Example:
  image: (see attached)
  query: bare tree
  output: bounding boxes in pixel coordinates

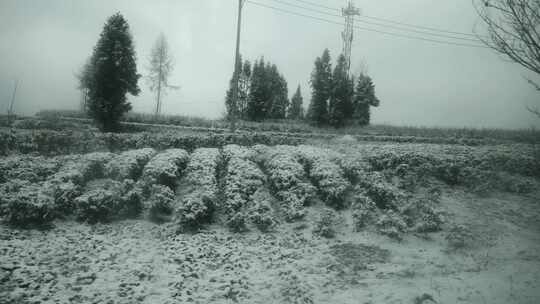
[474,0,540,116]
[7,79,19,127]
[147,33,178,117]
[75,58,93,113]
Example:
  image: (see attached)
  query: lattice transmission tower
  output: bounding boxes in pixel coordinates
[342,1,360,74]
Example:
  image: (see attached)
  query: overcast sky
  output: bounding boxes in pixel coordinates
[0,0,539,129]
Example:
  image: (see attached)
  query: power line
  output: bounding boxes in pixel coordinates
[245,0,489,48]
[288,0,481,38]
[267,0,482,42]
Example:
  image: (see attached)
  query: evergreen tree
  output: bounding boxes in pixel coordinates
[247,58,268,121]
[308,49,332,126]
[353,73,380,126]
[328,54,353,127]
[288,85,304,120]
[238,60,251,119]
[268,64,289,119]
[87,13,140,132]
[225,56,251,120]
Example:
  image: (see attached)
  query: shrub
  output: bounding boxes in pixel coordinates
[146,185,175,222]
[249,189,275,232]
[296,145,350,208]
[223,157,266,231]
[376,210,407,240]
[44,180,82,215]
[222,144,257,162]
[226,211,248,233]
[175,192,214,232]
[175,148,220,232]
[351,192,377,231]
[313,208,337,238]
[400,197,444,233]
[74,179,143,223]
[74,189,118,223]
[264,148,316,220]
[183,148,220,196]
[105,148,156,180]
[140,148,189,191]
[357,172,405,210]
[4,184,57,227]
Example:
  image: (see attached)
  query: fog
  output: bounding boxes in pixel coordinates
[1,0,539,129]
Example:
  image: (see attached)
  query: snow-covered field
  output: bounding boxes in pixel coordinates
[1,141,540,303]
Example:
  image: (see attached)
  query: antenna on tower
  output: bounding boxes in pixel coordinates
[341,1,360,74]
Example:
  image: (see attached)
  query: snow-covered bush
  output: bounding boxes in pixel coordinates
[52,152,114,185]
[175,148,220,231]
[357,172,405,210]
[175,192,214,232]
[43,180,82,215]
[74,179,143,223]
[296,145,350,208]
[400,197,444,233]
[264,147,316,221]
[74,190,118,223]
[183,148,220,197]
[313,208,337,238]
[104,148,156,180]
[3,183,57,227]
[146,185,175,222]
[140,148,189,191]
[337,155,372,183]
[248,188,275,232]
[222,144,257,162]
[376,210,407,240]
[0,155,62,183]
[351,191,377,231]
[223,156,266,231]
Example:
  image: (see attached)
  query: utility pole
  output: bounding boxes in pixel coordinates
[230,0,245,132]
[342,1,360,75]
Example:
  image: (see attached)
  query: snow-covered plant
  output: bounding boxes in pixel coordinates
[74,179,143,223]
[183,148,220,197]
[42,180,82,215]
[223,156,266,231]
[351,191,377,231]
[175,192,214,232]
[264,147,315,221]
[3,183,57,227]
[75,189,118,223]
[313,208,337,238]
[104,148,156,180]
[376,210,407,240]
[175,148,220,231]
[52,152,114,185]
[296,145,350,208]
[222,144,257,162]
[140,148,189,191]
[0,155,62,183]
[337,155,371,183]
[400,197,444,233]
[248,188,275,232]
[357,172,405,210]
[146,185,175,222]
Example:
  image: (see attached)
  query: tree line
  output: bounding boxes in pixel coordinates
[79,13,380,132]
[225,49,380,127]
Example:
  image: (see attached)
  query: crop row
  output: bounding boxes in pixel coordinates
[0,129,304,156]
